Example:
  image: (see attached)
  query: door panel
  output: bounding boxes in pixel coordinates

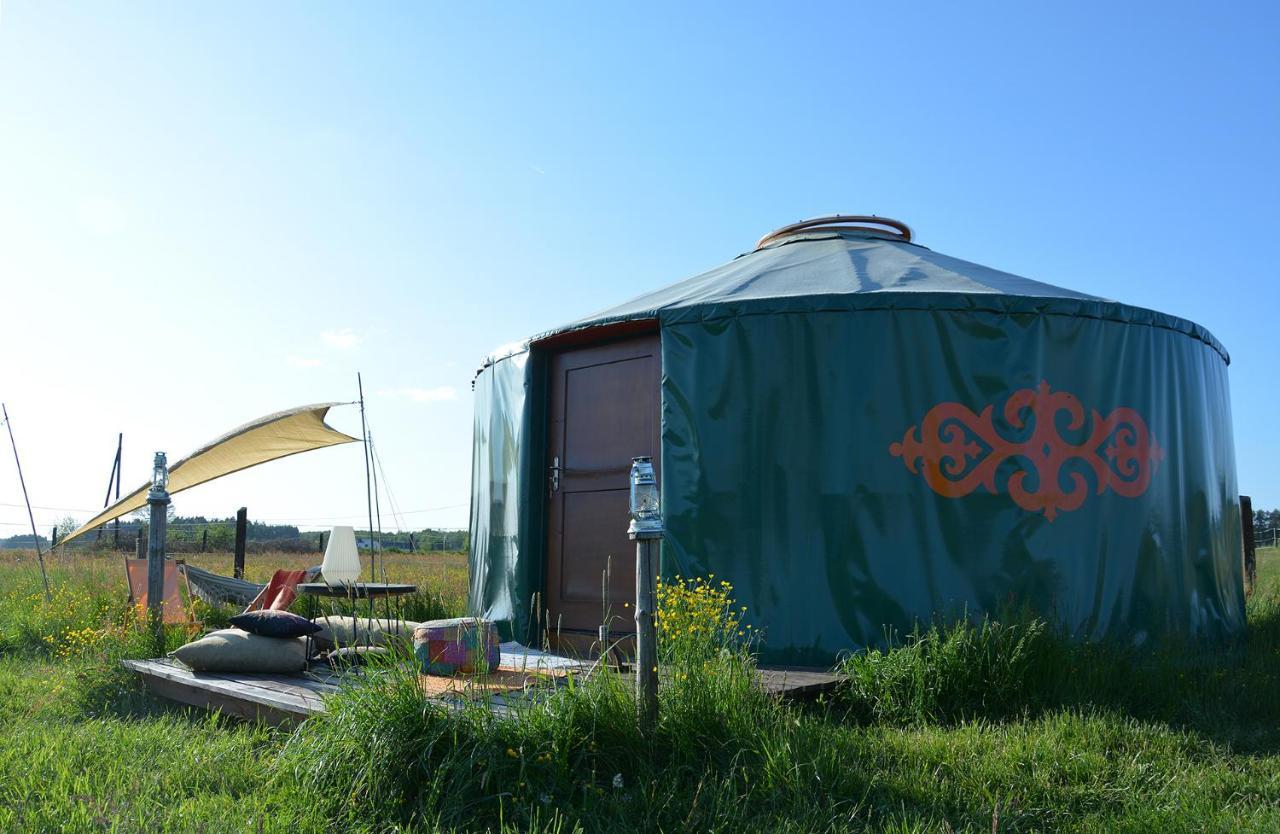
[545,333,660,638]
[561,489,633,601]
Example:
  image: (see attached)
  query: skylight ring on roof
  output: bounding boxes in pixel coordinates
[754,215,913,250]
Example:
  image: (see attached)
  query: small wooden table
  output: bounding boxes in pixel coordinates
[297,583,420,638]
[297,582,418,599]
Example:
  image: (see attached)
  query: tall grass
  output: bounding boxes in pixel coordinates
[837,587,1280,753]
[277,588,798,832]
[2,547,1280,831]
[838,615,1052,725]
[273,559,1280,832]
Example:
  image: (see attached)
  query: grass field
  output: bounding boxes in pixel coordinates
[1,547,1279,832]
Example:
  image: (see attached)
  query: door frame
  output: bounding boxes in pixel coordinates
[534,320,660,645]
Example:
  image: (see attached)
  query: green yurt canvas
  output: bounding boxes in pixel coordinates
[469,217,1243,666]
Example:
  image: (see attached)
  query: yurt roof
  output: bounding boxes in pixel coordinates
[479,219,1227,372]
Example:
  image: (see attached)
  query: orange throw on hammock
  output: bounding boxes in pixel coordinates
[244,569,310,613]
[124,558,191,625]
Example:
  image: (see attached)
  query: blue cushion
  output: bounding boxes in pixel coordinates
[229,609,322,638]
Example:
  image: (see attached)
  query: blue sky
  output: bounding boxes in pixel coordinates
[1,2,1277,536]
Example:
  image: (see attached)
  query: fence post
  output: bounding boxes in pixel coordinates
[1242,495,1256,596]
[201,529,208,553]
[50,526,57,550]
[136,530,146,559]
[234,507,247,579]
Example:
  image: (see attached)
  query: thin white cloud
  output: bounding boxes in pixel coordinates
[321,328,362,349]
[379,386,458,403]
[286,355,322,368]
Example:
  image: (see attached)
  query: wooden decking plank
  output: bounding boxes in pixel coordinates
[127,670,312,727]
[124,660,322,716]
[125,664,318,714]
[140,674,308,726]
[755,668,841,697]
[200,671,340,700]
[202,677,329,708]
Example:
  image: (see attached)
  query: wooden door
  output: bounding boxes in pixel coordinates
[545,333,660,640]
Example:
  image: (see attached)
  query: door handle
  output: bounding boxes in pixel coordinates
[549,456,561,493]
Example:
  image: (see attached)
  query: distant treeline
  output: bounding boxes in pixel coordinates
[1,514,468,553]
[1255,508,1280,533]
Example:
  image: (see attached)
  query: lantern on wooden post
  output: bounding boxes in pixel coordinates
[146,451,170,644]
[628,456,662,731]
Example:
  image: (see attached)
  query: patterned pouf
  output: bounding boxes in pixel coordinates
[413,617,501,675]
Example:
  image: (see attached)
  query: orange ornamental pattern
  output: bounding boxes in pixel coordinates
[889,381,1164,520]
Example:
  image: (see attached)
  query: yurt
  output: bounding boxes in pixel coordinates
[469,216,1243,666]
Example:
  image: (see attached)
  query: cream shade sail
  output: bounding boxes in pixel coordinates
[59,403,358,547]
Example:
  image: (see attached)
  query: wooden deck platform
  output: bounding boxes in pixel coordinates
[125,649,841,726]
[123,659,339,725]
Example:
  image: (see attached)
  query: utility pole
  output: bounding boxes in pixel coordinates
[97,434,122,545]
[113,433,122,548]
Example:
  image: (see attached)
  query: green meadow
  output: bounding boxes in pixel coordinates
[1,547,1278,833]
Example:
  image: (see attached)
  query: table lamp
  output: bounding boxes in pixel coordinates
[321,525,361,586]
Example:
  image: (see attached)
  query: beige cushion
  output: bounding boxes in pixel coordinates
[170,628,307,673]
[310,616,421,647]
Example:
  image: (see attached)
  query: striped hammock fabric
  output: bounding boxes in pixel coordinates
[177,563,264,608]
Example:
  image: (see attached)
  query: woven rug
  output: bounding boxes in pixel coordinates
[418,669,551,699]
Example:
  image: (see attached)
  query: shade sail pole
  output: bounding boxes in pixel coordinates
[2,404,51,599]
[358,373,376,618]
[369,431,388,621]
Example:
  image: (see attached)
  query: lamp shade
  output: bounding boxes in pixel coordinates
[321,525,361,586]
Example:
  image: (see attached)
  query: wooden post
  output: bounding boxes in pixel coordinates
[136,530,146,558]
[1242,495,1256,596]
[233,507,247,579]
[50,526,57,549]
[318,531,325,553]
[634,537,658,731]
[147,488,170,645]
[201,529,208,553]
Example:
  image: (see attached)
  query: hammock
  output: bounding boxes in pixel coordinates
[177,563,264,608]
